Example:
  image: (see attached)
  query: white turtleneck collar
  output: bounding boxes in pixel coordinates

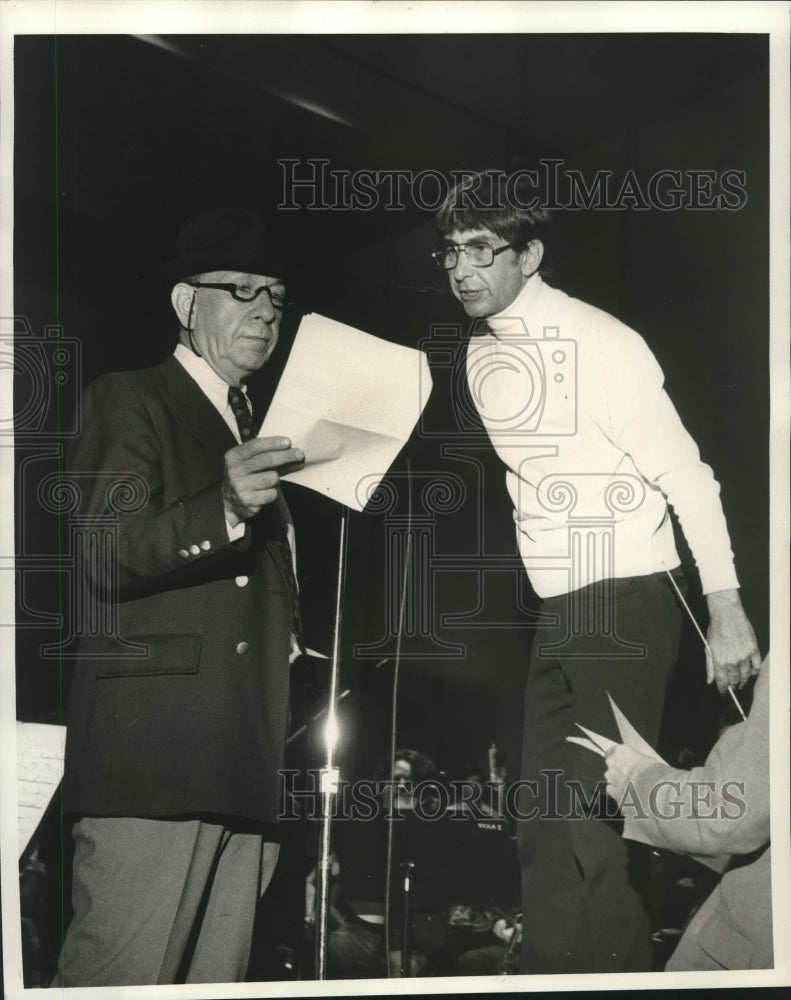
[483,272,544,339]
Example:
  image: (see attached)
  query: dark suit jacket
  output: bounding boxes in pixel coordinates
[62,355,296,825]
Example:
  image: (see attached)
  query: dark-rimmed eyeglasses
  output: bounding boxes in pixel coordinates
[431,241,513,270]
[187,281,291,310]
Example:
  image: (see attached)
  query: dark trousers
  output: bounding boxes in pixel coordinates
[517,571,684,974]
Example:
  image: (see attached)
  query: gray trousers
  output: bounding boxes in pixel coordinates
[52,816,279,986]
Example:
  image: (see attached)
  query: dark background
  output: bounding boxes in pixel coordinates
[14,32,769,793]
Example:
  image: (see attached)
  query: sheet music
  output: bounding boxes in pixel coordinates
[17,722,66,858]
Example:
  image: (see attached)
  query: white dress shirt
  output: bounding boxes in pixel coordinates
[174,342,248,540]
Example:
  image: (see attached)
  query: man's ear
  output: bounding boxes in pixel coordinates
[519,240,544,278]
[171,282,196,330]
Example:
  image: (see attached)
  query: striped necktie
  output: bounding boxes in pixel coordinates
[227,385,305,651]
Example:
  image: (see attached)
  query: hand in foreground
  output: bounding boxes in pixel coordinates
[705,589,762,695]
[223,436,304,526]
[604,744,654,803]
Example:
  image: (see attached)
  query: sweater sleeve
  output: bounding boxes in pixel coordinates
[594,320,738,594]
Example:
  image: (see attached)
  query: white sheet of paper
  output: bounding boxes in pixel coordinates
[566,735,605,757]
[565,698,665,763]
[607,692,665,761]
[17,722,66,858]
[569,723,618,758]
[258,313,432,511]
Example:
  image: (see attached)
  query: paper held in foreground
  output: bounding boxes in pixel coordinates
[567,696,726,872]
[259,313,432,510]
[566,693,665,762]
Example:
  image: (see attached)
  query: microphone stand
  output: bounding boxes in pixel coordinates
[314,508,348,980]
[399,860,415,977]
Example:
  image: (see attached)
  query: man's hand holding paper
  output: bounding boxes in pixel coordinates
[602,744,658,801]
[223,436,305,526]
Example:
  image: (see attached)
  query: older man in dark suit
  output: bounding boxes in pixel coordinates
[53,209,305,986]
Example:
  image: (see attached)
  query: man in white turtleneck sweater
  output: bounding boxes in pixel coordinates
[432,171,761,975]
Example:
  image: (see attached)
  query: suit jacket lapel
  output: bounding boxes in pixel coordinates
[159,355,298,601]
[158,354,238,460]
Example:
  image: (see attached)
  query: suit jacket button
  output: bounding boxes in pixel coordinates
[178,549,190,558]
[236,641,249,655]
[200,539,211,551]
[235,575,249,587]
[189,544,201,555]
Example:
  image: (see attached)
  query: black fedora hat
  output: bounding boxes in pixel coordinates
[160,207,299,285]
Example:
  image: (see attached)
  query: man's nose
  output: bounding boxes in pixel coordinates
[452,249,473,281]
[251,295,277,324]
